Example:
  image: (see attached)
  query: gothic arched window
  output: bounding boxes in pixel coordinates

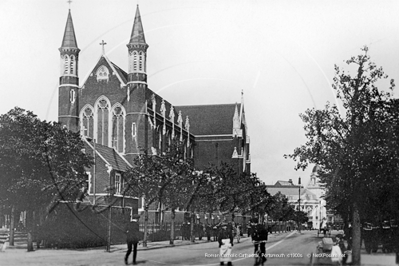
[96,65,109,82]
[111,105,125,153]
[80,106,94,139]
[96,98,110,146]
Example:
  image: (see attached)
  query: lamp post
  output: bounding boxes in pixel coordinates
[298,177,301,233]
[319,200,322,230]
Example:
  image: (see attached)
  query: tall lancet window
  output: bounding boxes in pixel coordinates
[70,55,75,75]
[133,51,138,71]
[139,51,144,71]
[112,105,125,153]
[96,98,110,146]
[64,55,70,74]
[81,106,94,139]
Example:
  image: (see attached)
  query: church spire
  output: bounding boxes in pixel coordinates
[61,9,79,49]
[129,5,147,45]
[127,5,149,85]
[59,8,80,77]
[58,8,80,133]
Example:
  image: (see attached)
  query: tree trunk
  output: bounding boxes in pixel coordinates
[242,214,247,235]
[170,209,175,245]
[352,202,361,265]
[143,205,149,247]
[190,211,195,243]
[26,209,34,252]
[106,207,112,252]
[9,206,15,246]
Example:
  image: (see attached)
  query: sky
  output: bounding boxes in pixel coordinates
[1,0,399,187]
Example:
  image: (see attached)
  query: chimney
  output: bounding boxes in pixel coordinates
[288,179,293,185]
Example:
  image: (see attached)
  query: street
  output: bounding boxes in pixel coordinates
[0,230,325,266]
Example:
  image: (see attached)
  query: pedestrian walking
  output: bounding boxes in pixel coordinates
[331,237,343,265]
[218,222,234,266]
[236,224,241,243]
[251,218,268,266]
[125,214,141,265]
[335,234,347,265]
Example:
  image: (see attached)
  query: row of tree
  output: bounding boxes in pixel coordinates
[286,47,399,265]
[0,107,306,249]
[119,141,306,246]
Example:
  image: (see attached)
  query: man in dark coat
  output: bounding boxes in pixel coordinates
[251,218,268,266]
[125,214,141,265]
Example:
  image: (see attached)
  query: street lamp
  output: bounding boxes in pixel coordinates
[298,177,301,233]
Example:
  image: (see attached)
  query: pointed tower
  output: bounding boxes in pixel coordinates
[58,9,80,133]
[124,5,150,163]
[127,5,149,85]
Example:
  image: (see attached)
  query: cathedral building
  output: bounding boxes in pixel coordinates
[58,6,250,213]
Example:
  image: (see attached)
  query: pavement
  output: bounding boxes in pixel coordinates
[1,230,398,265]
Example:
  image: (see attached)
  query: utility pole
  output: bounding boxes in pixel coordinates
[298,177,301,233]
[93,140,96,205]
[106,168,112,252]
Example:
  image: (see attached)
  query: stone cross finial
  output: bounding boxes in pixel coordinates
[99,40,107,55]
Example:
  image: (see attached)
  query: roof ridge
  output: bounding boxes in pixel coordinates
[176,103,239,107]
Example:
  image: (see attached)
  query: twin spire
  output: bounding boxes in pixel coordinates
[60,5,147,62]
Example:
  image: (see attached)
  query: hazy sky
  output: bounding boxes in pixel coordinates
[1,0,399,186]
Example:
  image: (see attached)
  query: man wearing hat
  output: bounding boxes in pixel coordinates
[218,222,234,266]
[251,218,268,266]
[125,214,141,265]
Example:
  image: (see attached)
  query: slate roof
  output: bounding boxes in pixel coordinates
[266,186,304,197]
[111,62,128,84]
[175,104,240,135]
[275,180,296,186]
[84,140,131,172]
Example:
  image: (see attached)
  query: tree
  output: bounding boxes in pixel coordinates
[285,47,399,265]
[124,141,192,247]
[159,141,195,245]
[267,192,293,222]
[0,107,92,250]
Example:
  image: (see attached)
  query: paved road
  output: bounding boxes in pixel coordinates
[0,230,324,266]
[1,230,396,265]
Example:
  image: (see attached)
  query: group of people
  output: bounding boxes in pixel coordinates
[217,217,268,266]
[123,215,268,266]
[363,220,399,254]
[330,234,349,265]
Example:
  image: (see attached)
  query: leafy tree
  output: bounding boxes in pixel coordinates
[124,141,192,247]
[267,192,293,222]
[159,141,196,244]
[285,47,399,264]
[0,107,92,250]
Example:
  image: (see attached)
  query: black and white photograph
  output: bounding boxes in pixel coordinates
[1,0,399,265]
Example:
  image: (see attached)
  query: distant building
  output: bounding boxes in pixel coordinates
[266,166,328,229]
[58,6,250,216]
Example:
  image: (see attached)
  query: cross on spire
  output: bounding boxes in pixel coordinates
[99,40,107,55]
[67,0,72,9]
